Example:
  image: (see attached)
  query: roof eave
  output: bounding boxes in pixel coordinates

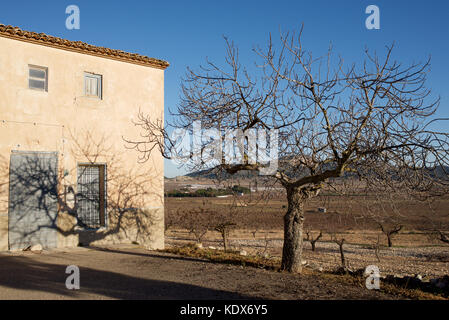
[0,25,169,70]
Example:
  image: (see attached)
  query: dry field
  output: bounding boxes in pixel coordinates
[165,192,449,279]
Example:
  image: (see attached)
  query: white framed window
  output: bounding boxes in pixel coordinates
[28,65,48,91]
[84,72,102,99]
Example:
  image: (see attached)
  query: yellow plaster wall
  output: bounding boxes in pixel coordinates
[0,36,165,251]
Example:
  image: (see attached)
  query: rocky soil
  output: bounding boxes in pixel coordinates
[166,230,449,280]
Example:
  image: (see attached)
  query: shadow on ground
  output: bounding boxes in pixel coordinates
[0,252,255,300]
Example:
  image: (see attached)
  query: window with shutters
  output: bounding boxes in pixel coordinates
[28,65,48,91]
[84,72,102,99]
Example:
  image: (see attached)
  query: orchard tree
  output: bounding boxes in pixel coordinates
[126,27,449,273]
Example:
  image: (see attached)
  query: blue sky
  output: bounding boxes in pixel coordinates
[1,0,448,177]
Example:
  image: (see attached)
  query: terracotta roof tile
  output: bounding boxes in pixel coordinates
[0,24,169,69]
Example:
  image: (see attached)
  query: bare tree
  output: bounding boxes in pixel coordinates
[210,193,239,252]
[373,234,382,262]
[423,199,449,245]
[304,229,322,252]
[378,222,402,248]
[190,202,213,244]
[251,227,259,239]
[330,234,347,270]
[213,222,235,251]
[126,26,449,273]
[174,201,212,244]
[164,208,181,234]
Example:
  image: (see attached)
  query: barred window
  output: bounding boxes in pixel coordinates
[77,164,106,229]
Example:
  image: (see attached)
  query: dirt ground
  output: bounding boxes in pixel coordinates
[165,194,449,232]
[165,192,449,280]
[167,229,449,279]
[0,244,397,300]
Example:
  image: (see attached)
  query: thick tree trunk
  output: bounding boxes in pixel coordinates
[281,187,306,273]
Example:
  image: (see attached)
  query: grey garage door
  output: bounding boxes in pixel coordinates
[8,151,58,250]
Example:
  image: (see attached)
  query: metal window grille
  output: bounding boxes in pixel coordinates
[77,165,106,228]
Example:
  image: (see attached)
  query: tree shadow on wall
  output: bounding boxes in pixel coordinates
[0,130,164,250]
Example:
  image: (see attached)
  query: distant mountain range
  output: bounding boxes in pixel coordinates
[180,164,449,181]
[431,165,449,179]
[186,168,259,180]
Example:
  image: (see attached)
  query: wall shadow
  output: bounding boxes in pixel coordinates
[87,246,214,264]
[0,254,258,300]
[2,130,165,250]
